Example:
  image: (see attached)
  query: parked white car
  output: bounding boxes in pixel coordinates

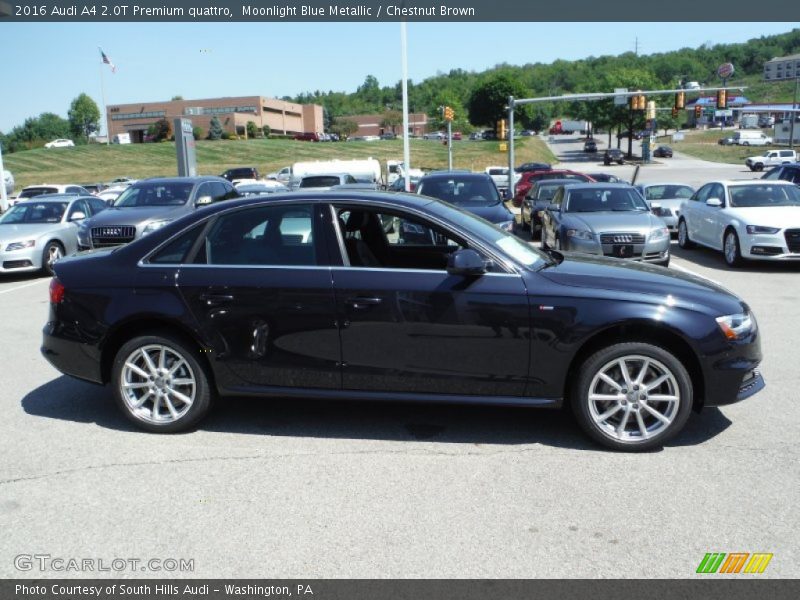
[678,180,800,267]
[44,139,75,148]
[744,149,797,172]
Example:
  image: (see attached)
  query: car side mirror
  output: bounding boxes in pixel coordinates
[195,195,213,206]
[69,211,86,222]
[706,198,723,208]
[447,248,486,277]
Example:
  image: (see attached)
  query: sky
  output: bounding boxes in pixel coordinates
[0,22,798,134]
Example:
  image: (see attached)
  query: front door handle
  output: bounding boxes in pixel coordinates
[346,296,383,309]
[200,292,235,307]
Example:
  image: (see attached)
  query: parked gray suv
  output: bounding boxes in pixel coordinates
[77,177,238,249]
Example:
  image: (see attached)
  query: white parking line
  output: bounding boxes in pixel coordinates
[0,279,48,296]
[670,261,726,287]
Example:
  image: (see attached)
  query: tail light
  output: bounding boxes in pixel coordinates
[49,278,65,304]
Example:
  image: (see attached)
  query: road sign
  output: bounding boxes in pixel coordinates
[614,88,628,106]
[715,109,733,117]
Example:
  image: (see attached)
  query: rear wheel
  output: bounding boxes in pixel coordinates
[571,343,693,451]
[677,219,695,249]
[112,333,213,432]
[723,229,744,268]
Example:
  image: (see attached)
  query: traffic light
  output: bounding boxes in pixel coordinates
[630,93,646,111]
[716,89,728,110]
[497,119,507,140]
[444,106,454,121]
[694,105,702,118]
[674,91,685,110]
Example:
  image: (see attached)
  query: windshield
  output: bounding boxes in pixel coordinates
[0,202,67,224]
[425,200,550,270]
[18,187,58,199]
[418,177,502,207]
[114,182,193,207]
[565,188,649,212]
[643,185,694,200]
[728,184,800,207]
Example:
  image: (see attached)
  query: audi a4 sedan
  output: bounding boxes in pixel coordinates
[541,184,671,266]
[42,192,764,451]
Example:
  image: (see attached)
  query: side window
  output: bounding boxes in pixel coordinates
[199,204,317,266]
[693,184,712,203]
[763,167,783,180]
[87,197,108,215]
[551,188,564,208]
[209,182,230,202]
[194,183,212,204]
[223,183,240,200]
[789,168,800,185]
[711,184,725,205]
[336,207,468,271]
[149,224,205,264]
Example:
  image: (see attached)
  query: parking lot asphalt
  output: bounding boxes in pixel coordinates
[0,161,798,578]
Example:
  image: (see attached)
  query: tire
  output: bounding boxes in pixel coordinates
[742,141,750,146]
[723,228,744,268]
[41,241,64,276]
[677,219,695,249]
[571,342,693,451]
[529,215,537,241]
[754,163,763,172]
[111,333,213,433]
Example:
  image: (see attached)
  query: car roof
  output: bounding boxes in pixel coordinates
[421,170,475,177]
[637,182,694,187]
[14,193,85,202]
[565,183,634,191]
[136,176,224,185]
[533,178,584,186]
[719,179,797,186]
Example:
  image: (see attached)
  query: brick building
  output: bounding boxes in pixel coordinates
[106,96,324,142]
[346,112,431,137]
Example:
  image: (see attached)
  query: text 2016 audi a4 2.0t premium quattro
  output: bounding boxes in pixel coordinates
[42,192,764,451]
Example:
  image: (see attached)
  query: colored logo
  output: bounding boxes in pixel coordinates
[696,552,773,574]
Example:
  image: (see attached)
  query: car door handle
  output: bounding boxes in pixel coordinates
[199,292,235,307]
[346,296,383,309]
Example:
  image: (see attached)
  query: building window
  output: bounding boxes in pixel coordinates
[111,111,166,121]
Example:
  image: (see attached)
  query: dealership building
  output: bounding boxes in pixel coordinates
[347,112,431,137]
[106,96,324,142]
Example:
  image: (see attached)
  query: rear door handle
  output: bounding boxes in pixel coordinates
[200,292,235,307]
[346,296,383,309]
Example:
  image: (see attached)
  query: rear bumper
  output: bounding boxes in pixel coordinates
[41,322,104,384]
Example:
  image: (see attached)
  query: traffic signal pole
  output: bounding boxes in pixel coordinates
[447,120,453,170]
[508,96,515,201]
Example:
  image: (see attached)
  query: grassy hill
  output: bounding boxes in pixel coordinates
[4,137,556,191]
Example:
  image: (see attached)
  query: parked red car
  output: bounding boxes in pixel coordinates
[512,170,595,207]
[294,132,321,142]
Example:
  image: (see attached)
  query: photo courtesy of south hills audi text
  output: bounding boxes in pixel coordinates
[15,583,315,597]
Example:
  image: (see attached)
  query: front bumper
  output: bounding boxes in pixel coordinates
[0,246,41,273]
[741,231,800,261]
[563,235,671,263]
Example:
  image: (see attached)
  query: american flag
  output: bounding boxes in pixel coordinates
[99,47,116,73]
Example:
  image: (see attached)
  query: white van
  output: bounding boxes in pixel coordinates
[734,131,773,146]
[112,133,131,144]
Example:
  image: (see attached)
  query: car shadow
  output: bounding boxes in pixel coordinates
[671,243,800,273]
[0,271,48,285]
[22,375,733,451]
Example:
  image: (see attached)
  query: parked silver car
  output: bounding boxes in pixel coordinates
[634,183,695,233]
[77,177,238,249]
[540,184,671,266]
[0,194,108,275]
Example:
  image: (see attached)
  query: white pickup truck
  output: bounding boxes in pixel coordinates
[744,149,797,172]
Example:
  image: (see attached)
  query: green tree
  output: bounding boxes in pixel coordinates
[467,72,529,128]
[171,95,184,101]
[67,93,101,140]
[246,121,258,138]
[35,112,71,140]
[147,118,172,142]
[379,110,403,134]
[262,124,271,137]
[208,116,223,140]
[330,118,359,140]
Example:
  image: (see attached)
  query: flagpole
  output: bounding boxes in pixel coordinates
[99,51,109,146]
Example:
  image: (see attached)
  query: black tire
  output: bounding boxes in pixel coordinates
[754,163,763,172]
[111,333,213,433]
[41,241,64,276]
[723,228,744,268]
[677,219,695,249]
[530,214,537,241]
[571,342,693,451]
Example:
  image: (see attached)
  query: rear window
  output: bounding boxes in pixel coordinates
[19,187,58,198]
[114,182,194,207]
[300,176,341,188]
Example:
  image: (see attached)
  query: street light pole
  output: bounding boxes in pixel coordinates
[790,75,798,150]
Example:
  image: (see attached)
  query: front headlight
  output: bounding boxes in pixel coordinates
[746,225,780,235]
[5,240,35,251]
[498,221,515,233]
[649,227,669,241]
[142,219,171,235]
[566,229,593,240]
[716,312,756,340]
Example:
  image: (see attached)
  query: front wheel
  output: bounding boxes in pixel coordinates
[677,219,695,249]
[571,343,693,451]
[42,241,64,276]
[111,333,213,432]
[723,229,744,268]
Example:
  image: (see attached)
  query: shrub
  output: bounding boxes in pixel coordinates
[192,126,204,140]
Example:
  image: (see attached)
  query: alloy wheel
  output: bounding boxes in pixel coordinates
[587,355,681,443]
